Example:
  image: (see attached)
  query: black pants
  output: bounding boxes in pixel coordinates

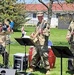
[1,51,9,67]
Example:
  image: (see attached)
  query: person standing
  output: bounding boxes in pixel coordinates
[21,25,26,37]
[29,12,50,75]
[0,21,11,68]
[66,19,74,70]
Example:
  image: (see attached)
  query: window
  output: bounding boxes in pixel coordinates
[33,13,36,18]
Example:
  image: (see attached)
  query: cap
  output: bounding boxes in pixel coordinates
[37,12,44,16]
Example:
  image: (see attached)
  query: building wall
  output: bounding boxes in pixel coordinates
[25,12,48,25]
[25,12,58,28]
[25,12,74,29]
[58,14,74,29]
[50,14,58,28]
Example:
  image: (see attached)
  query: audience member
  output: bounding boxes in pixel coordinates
[21,25,26,37]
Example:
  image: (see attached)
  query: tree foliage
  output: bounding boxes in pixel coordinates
[66,0,74,3]
[0,0,27,30]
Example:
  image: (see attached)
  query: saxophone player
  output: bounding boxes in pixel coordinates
[29,12,50,75]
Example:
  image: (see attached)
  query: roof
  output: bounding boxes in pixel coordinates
[25,4,47,11]
[52,3,74,11]
[25,3,74,12]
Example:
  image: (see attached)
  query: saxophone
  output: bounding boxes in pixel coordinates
[30,32,39,43]
[30,20,46,43]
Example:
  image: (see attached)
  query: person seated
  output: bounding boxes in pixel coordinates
[6,19,14,32]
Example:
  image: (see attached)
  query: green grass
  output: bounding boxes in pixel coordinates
[0,27,73,75]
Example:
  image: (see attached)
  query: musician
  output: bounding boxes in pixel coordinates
[0,22,11,68]
[30,12,50,75]
[66,19,74,70]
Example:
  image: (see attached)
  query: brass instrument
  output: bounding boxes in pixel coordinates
[68,29,74,44]
[30,32,39,43]
[30,20,47,43]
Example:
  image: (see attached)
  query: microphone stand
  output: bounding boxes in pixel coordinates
[7,35,11,68]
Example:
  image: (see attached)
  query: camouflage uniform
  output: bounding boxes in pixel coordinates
[0,34,9,67]
[66,20,74,70]
[31,20,50,71]
[0,22,9,68]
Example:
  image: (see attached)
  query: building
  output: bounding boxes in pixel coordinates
[24,3,74,28]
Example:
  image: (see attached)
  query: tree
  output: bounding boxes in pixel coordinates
[0,0,27,30]
[38,0,53,25]
[66,0,74,3]
[38,0,74,26]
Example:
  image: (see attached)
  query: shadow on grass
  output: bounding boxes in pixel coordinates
[36,67,46,73]
[30,67,46,75]
[66,70,74,75]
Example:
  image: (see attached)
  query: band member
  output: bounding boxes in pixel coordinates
[30,12,50,75]
[0,22,11,68]
[66,19,74,70]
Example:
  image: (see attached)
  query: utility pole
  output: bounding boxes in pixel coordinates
[38,0,53,25]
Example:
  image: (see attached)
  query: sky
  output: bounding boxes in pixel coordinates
[16,0,49,4]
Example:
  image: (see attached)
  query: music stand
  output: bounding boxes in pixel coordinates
[15,38,35,75]
[51,46,74,75]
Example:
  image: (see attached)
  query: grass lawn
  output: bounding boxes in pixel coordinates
[0,27,74,75]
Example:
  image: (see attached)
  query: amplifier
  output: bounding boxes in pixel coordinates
[13,53,29,71]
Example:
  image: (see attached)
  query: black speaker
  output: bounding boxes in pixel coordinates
[0,68,17,75]
[68,60,74,71]
[13,53,29,71]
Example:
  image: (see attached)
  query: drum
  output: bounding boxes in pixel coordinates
[28,46,56,68]
[28,46,34,67]
[48,40,56,68]
[48,48,56,68]
[28,46,40,68]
